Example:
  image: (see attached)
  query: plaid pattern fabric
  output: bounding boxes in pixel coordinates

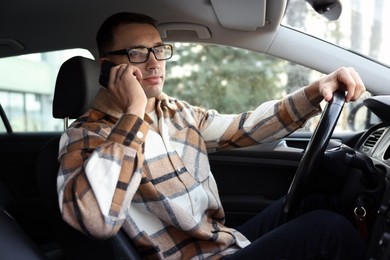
[57,88,320,259]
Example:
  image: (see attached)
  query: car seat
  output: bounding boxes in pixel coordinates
[0,180,47,259]
[36,56,141,260]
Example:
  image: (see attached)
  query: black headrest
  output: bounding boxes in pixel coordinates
[53,56,100,119]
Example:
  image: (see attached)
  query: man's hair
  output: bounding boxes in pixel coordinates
[96,12,158,57]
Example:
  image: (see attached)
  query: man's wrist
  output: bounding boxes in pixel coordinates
[304,83,323,106]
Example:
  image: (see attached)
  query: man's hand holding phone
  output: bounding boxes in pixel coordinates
[99,60,147,117]
[99,60,116,88]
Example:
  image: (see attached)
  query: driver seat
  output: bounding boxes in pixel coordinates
[36,56,141,259]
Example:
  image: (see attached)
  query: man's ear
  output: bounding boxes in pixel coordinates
[99,58,108,66]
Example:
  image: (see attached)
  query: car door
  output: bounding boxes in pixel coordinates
[0,128,59,243]
[209,130,364,227]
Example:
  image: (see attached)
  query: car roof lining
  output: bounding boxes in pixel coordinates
[0,0,286,58]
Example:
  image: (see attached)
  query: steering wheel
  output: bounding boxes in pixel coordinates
[283,90,345,215]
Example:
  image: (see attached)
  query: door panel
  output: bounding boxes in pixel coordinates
[0,132,60,245]
[209,142,301,227]
[209,131,363,227]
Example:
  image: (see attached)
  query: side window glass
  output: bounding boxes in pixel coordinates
[0,49,94,132]
[164,43,370,133]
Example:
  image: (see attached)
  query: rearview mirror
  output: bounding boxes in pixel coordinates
[305,0,342,21]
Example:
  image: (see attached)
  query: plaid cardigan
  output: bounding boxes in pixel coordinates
[57,88,320,259]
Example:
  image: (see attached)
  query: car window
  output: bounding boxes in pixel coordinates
[0,45,370,134]
[283,0,390,67]
[164,43,371,133]
[0,49,94,132]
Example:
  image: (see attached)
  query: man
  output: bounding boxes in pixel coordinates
[57,12,367,259]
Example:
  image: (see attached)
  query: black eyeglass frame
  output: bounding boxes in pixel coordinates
[102,44,173,64]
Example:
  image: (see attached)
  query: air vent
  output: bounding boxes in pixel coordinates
[361,127,385,153]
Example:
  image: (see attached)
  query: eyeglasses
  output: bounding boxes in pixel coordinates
[103,44,173,64]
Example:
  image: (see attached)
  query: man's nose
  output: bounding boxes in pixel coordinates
[146,51,161,70]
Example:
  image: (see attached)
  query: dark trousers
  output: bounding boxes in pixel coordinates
[223,196,366,259]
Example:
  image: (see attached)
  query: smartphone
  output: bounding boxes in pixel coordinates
[99,60,116,88]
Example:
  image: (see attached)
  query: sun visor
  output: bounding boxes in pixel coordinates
[210,0,267,31]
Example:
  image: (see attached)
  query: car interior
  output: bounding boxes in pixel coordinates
[1,0,390,259]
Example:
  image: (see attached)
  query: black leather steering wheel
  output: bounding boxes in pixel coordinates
[283,90,346,215]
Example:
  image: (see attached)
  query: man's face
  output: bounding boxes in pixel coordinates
[108,23,166,99]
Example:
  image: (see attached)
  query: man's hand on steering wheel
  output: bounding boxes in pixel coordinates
[305,67,366,105]
[283,67,367,216]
